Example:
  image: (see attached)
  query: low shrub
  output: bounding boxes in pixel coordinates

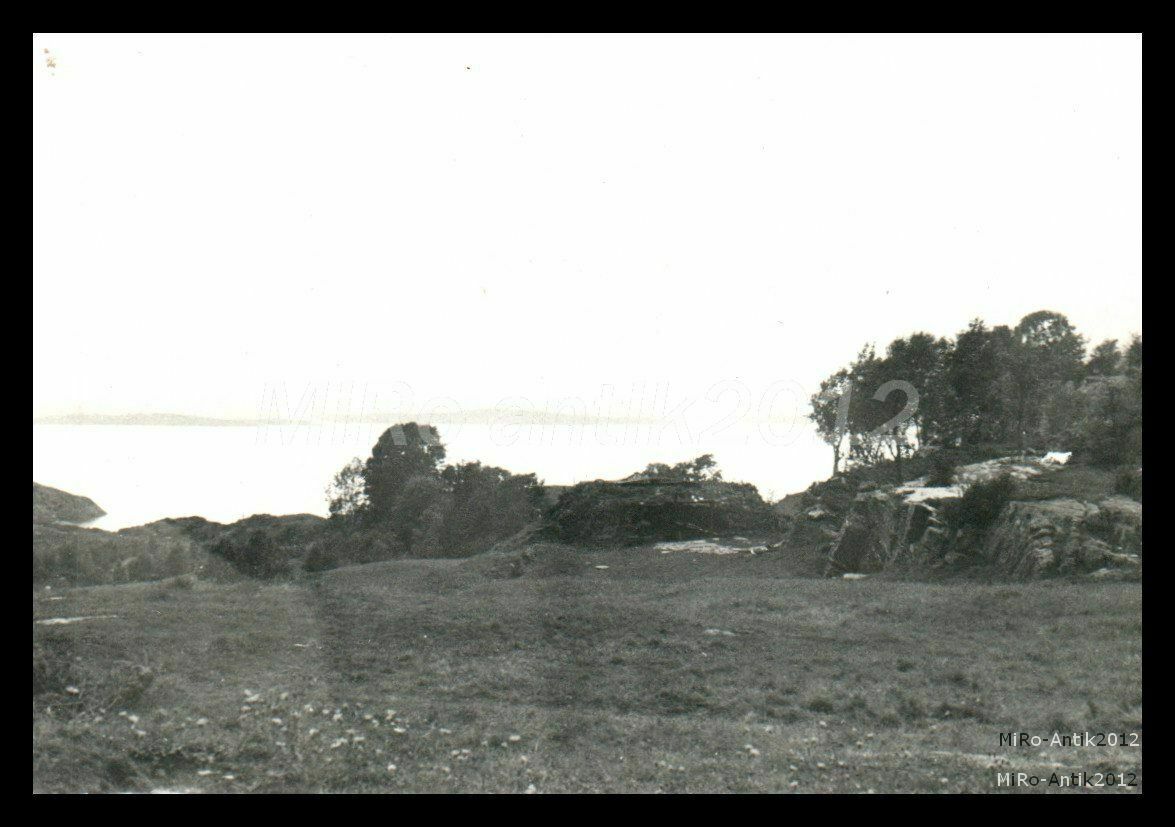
[926,452,956,487]
[212,531,292,579]
[303,540,341,573]
[943,474,1016,538]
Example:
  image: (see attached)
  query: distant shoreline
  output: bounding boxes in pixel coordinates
[34,414,268,427]
[32,410,710,428]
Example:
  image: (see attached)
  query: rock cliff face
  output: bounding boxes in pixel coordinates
[824,491,948,576]
[980,496,1141,578]
[821,457,1142,580]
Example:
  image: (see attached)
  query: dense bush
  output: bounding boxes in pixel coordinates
[925,452,956,487]
[325,424,545,561]
[212,531,292,579]
[1073,376,1142,466]
[169,511,427,579]
[942,474,1016,538]
[438,461,545,556]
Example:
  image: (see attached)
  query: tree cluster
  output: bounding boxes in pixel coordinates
[325,423,545,560]
[810,310,1141,475]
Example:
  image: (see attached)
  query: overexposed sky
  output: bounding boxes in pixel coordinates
[34,34,1142,426]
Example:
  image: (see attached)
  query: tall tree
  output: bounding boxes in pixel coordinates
[1007,311,1086,449]
[326,457,368,518]
[810,367,852,476]
[1085,339,1122,377]
[363,423,447,521]
[943,320,1014,446]
[883,332,950,446]
[1124,334,1142,379]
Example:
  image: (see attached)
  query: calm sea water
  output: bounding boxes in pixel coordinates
[32,422,830,530]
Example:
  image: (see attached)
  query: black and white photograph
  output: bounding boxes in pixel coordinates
[32,33,1143,794]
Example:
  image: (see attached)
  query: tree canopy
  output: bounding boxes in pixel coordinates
[809,311,1139,474]
[326,423,544,558]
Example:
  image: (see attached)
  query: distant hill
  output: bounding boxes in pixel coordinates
[33,482,106,525]
[34,413,262,426]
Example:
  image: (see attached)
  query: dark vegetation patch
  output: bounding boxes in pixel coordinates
[941,474,1016,538]
[1115,467,1142,502]
[543,480,776,546]
[33,522,239,587]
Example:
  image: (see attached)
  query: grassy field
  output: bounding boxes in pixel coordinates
[32,546,1142,793]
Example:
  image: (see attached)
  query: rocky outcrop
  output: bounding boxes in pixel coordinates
[980,496,1141,578]
[825,491,951,576]
[33,482,106,525]
[823,458,1142,580]
[544,476,776,545]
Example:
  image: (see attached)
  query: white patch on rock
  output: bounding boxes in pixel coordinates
[656,539,766,555]
[895,453,1071,504]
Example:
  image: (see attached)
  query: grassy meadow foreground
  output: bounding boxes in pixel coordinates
[33,547,1141,793]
